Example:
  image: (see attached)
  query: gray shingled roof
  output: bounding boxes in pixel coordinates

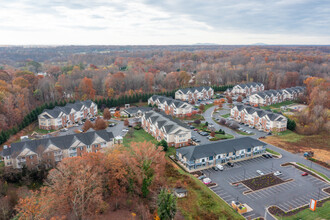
[41,100,95,118]
[237,82,263,89]
[123,107,152,114]
[150,95,191,109]
[144,111,189,134]
[176,86,212,94]
[2,130,114,157]
[235,104,285,122]
[177,137,266,161]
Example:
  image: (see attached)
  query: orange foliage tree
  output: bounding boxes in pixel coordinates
[83,119,94,131]
[103,108,111,120]
[94,117,107,130]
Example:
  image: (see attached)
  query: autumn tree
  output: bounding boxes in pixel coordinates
[199,104,205,112]
[210,131,215,137]
[114,111,121,118]
[226,96,233,104]
[78,77,96,100]
[103,108,111,120]
[94,117,107,130]
[83,119,94,132]
[124,119,129,126]
[237,96,243,102]
[157,188,177,220]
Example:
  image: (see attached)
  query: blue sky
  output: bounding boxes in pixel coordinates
[0,0,329,45]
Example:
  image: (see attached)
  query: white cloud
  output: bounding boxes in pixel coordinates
[0,0,329,45]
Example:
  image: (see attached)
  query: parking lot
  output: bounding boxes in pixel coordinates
[200,156,330,219]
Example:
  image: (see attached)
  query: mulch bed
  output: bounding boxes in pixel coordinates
[308,158,330,169]
[207,182,217,187]
[281,162,326,182]
[241,173,285,191]
[324,187,330,194]
[191,171,203,176]
[269,196,330,217]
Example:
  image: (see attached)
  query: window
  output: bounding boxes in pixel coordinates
[247,148,251,152]
[201,159,205,163]
[226,153,229,157]
[29,156,33,159]
[87,145,90,149]
[233,152,236,156]
[209,156,213,160]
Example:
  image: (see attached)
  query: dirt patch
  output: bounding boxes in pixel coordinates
[240,174,285,191]
[263,132,330,164]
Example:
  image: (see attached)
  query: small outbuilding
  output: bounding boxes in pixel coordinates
[173,187,188,198]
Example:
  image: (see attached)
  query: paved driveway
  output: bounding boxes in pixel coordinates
[203,156,330,220]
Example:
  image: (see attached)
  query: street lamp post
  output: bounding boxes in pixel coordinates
[318,188,321,200]
[244,168,246,180]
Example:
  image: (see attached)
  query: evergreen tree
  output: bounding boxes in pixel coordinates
[157,188,177,220]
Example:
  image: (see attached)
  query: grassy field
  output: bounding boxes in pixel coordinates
[263,130,330,163]
[165,160,244,220]
[34,128,56,134]
[221,113,230,118]
[123,129,158,147]
[266,148,281,156]
[260,101,295,111]
[279,201,330,220]
[296,163,330,182]
[214,133,234,140]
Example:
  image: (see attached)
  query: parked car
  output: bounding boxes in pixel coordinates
[266,154,273,158]
[267,132,272,135]
[78,122,83,125]
[227,162,234,167]
[212,166,219,171]
[301,172,309,176]
[256,170,264,175]
[203,178,212,185]
[73,124,79,127]
[60,128,68,132]
[274,171,282,176]
[198,175,206,180]
[216,164,224,171]
[90,118,95,121]
[190,126,195,129]
[259,136,266,139]
[195,139,201,143]
[262,154,269,158]
[122,128,129,132]
[194,128,198,131]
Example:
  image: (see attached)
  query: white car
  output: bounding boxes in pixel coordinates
[274,171,282,176]
[216,164,224,171]
[256,170,264,175]
[203,177,212,185]
[122,128,129,132]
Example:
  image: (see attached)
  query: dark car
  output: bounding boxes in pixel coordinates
[262,154,269,158]
[190,126,195,129]
[212,166,219,171]
[267,154,273,158]
[195,139,201,143]
[227,162,234,167]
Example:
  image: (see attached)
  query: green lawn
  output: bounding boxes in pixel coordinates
[34,128,56,134]
[266,148,281,156]
[165,146,176,157]
[260,101,294,111]
[214,133,234,139]
[280,201,330,220]
[296,163,330,182]
[123,129,158,147]
[166,160,244,220]
[274,130,304,143]
[221,113,230,118]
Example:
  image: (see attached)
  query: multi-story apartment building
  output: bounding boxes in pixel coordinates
[175,87,214,103]
[249,86,305,106]
[148,95,194,117]
[226,82,264,96]
[231,104,287,132]
[2,130,114,169]
[141,111,191,148]
[176,137,266,172]
[38,100,98,130]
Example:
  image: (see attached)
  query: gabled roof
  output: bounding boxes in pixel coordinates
[149,95,192,109]
[41,100,96,119]
[177,137,266,161]
[123,107,152,114]
[233,104,286,121]
[176,86,212,94]
[236,82,263,89]
[143,111,189,134]
[2,130,114,157]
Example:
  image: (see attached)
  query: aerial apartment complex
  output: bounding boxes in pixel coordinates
[226,82,264,96]
[148,95,194,117]
[38,100,98,130]
[175,86,214,103]
[248,86,305,106]
[141,111,191,148]
[2,130,114,169]
[176,137,267,172]
[231,104,287,132]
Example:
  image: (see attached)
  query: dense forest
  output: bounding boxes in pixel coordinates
[0,45,329,134]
